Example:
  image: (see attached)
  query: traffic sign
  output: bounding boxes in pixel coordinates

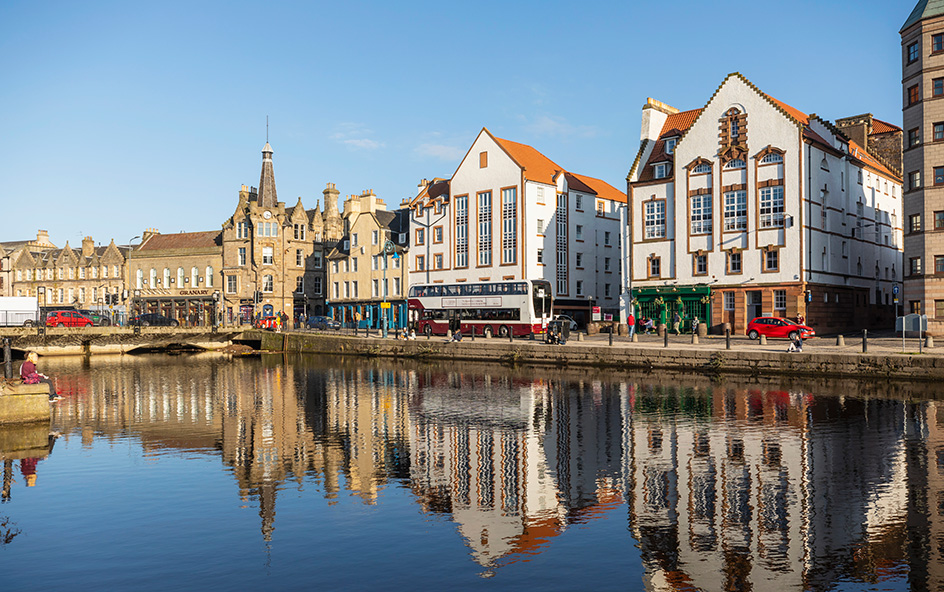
[893,284,900,295]
[381,302,391,309]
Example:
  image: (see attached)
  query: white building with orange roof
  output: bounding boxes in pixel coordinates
[407,128,626,326]
[626,73,903,336]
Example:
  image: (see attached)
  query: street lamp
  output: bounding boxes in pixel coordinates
[382,239,394,338]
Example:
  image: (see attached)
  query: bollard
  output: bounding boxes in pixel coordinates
[759,335,767,346]
[836,335,845,347]
[577,332,584,342]
[471,328,475,341]
[632,334,638,343]
[446,329,452,340]
[609,330,613,346]
[3,338,11,379]
[927,335,935,349]
[862,329,868,353]
[664,329,669,348]
[725,328,731,350]
[692,333,699,345]
[509,329,514,343]
[530,331,535,341]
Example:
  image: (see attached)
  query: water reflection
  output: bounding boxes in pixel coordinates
[31,354,944,589]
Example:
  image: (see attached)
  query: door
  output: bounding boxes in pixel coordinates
[748,291,763,321]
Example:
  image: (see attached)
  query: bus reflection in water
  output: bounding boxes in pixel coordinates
[408,280,552,339]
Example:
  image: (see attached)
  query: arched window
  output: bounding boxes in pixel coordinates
[692,163,711,174]
[191,267,199,286]
[760,153,783,164]
[163,268,171,286]
[149,268,157,287]
[177,267,185,286]
[723,159,746,169]
[205,266,214,287]
[136,269,143,289]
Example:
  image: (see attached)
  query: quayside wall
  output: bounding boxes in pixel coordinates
[252,332,944,382]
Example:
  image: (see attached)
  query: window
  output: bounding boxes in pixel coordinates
[537,248,544,264]
[764,250,779,271]
[936,167,944,186]
[911,257,923,275]
[238,247,246,266]
[936,123,944,141]
[415,228,425,245]
[774,290,786,311]
[909,170,921,190]
[724,292,735,311]
[576,280,584,296]
[191,267,199,285]
[78,267,85,279]
[351,257,358,272]
[723,159,745,169]
[501,187,517,264]
[434,226,443,243]
[759,185,784,228]
[691,194,712,234]
[313,277,322,295]
[644,201,666,239]
[237,221,249,239]
[908,42,919,63]
[694,254,707,275]
[575,194,583,210]
[343,281,349,298]
[294,224,306,240]
[654,163,668,179]
[604,284,611,298]
[936,211,944,229]
[333,282,339,299]
[372,230,379,245]
[372,279,379,297]
[295,276,304,293]
[908,84,920,105]
[477,191,493,266]
[479,151,487,168]
[936,256,944,274]
[724,190,747,231]
[576,253,583,267]
[604,231,611,246]
[693,163,711,174]
[352,281,358,298]
[935,78,944,97]
[226,276,237,294]
[728,252,742,274]
[135,269,143,289]
[177,267,184,286]
[934,33,944,52]
[263,274,273,292]
[296,249,304,267]
[434,254,443,269]
[394,277,401,296]
[841,241,848,258]
[937,300,944,318]
[205,266,213,287]
[665,138,677,154]
[262,246,274,265]
[909,128,920,148]
[351,233,358,247]
[760,153,783,164]
[597,200,606,215]
[416,255,425,271]
[456,194,468,268]
[313,252,322,269]
[648,257,661,278]
[911,214,923,233]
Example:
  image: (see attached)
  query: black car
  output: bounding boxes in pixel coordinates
[306,315,341,330]
[129,313,179,327]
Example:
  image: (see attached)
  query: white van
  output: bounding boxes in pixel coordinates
[0,296,40,327]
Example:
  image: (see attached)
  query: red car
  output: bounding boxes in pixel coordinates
[746,317,815,340]
[46,310,94,328]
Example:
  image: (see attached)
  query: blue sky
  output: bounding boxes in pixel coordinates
[0,0,911,247]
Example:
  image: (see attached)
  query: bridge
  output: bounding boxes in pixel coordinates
[0,326,245,356]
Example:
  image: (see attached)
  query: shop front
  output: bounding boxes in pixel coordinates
[136,289,221,327]
[631,285,712,333]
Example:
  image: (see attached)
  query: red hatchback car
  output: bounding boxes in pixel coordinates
[46,310,94,328]
[746,317,815,340]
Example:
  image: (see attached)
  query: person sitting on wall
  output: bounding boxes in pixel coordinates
[787,333,803,353]
[452,329,463,342]
[20,352,62,402]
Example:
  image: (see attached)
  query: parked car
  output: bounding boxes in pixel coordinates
[78,309,112,326]
[746,317,815,341]
[45,310,94,328]
[254,316,278,331]
[554,315,578,331]
[306,315,341,330]
[129,313,179,327]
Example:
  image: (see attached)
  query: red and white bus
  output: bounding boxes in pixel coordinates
[408,279,553,338]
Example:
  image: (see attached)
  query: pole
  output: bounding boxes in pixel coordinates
[725,328,731,350]
[3,338,11,379]
[862,329,868,353]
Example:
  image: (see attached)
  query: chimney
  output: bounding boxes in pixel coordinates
[36,230,51,246]
[834,114,871,151]
[640,98,677,142]
[142,228,159,243]
[82,236,95,257]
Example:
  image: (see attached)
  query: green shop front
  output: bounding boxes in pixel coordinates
[631,286,712,332]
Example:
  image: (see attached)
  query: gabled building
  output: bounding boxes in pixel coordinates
[409,128,626,325]
[627,73,903,335]
[324,189,409,330]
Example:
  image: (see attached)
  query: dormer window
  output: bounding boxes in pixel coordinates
[665,138,677,155]
[723,159,745,170]
[654,163,668,179]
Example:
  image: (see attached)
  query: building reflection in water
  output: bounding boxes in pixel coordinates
[41,354,944,589]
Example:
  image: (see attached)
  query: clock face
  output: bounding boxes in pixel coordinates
[262,211,272,220]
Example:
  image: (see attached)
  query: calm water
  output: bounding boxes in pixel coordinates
[1,353,942,591]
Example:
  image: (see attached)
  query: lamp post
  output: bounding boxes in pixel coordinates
[382,239,394,338]
[133,288,141,334]
[37,286,45,336]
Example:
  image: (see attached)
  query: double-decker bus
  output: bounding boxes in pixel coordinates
[408,279,552,338]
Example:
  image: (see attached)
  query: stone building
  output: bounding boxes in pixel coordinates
[324,189,410,330]
[219,143,330,325]
[901,1,944,333]
[627,73,902,335]
[4,230,129,314]
[127,229,223,326]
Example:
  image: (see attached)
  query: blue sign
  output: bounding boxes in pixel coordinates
[893,284,899,295]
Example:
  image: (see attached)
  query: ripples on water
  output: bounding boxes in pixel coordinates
[0,353,941,590]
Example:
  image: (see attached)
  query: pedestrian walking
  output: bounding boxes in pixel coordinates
[627,311,636,339]
[672,311,681,335]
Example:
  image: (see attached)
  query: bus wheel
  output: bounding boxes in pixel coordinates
[483,326,493,339]
[423,324,432,337]
[498,325,510,338]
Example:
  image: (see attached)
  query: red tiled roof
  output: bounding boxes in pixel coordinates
[567,172,626,203]
[139,231,221,251]
[849,139,899,180]
[492,135,564,185]
[659,109,701,136]
[871,118,901,135]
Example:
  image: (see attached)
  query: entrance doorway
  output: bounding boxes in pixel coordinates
[747,291,763,321]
